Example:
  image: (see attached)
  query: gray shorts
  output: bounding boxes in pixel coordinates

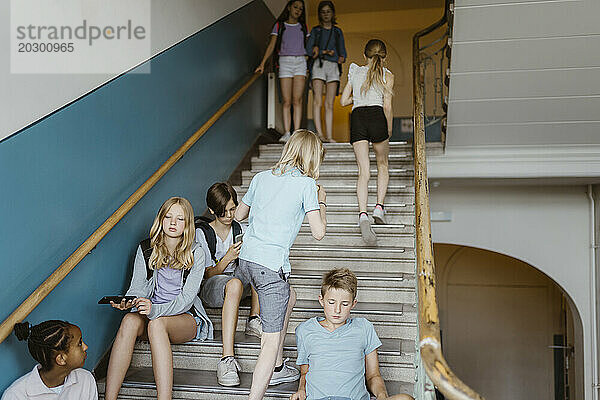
[235,259,290,333]
[311,59,340,83]
[200,272,251,308]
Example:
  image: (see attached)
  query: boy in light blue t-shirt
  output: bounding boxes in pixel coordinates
[292,268,414,400]
[234,130,328,400]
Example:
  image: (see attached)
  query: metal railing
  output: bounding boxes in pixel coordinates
[0,73,261,344]
[412,1,485,399]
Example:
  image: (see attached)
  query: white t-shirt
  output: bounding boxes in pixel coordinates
[347,62,391,110]
[216,227,235,274]
[1,365,98,400]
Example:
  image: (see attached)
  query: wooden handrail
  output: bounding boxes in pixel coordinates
[412,3,486,400]
[0,72,262,344]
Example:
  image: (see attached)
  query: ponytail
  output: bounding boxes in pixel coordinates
[361,39,392,97]
[14,320,72,371]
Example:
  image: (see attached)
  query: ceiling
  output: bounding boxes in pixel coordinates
[306,0,444,14]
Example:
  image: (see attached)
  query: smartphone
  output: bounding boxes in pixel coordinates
[234,233,244,243]
[98,295,136,305]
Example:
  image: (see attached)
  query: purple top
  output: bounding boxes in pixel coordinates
[271,22,307,56]
[151,266,183,304]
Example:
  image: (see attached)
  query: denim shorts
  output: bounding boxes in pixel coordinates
[199,272,251,308]
[235,259,290,333]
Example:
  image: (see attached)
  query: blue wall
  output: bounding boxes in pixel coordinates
[0,1,273,391]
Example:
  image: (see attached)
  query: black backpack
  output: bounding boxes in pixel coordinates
[139,239,192,281]
[194,216,242,265]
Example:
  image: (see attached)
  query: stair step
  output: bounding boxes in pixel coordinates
[300,222,414,234]
[206,299,417,339]
[235,184,414,196]
[289,255,415,274]
[290,270,415,304]
[251,155,414,170]
[244,168,413,179]
[290,245,415,260]
[259,141,411,154]
[97,368,415,400]
[242,174,413,187]
[130,333,415,379]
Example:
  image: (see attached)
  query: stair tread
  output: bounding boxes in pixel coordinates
[156,331,412,356]
[291,269,409,281]
[99,367,414,397]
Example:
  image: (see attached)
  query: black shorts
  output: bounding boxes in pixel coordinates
[350,106,388,144]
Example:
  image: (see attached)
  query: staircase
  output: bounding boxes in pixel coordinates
[97,141,418,399]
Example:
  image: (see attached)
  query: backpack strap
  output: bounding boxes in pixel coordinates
[194,216,218,263]
[139,238,153,280]
[232,220,242,240]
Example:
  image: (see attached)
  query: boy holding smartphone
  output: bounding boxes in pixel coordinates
[196,182,262,387]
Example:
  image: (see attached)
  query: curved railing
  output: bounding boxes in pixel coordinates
[0,72,261,344]
[412,1,485,399]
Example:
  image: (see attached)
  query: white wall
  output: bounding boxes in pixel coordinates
[429,183,593,399]
[0,0,285,141]
[447,0,600,147]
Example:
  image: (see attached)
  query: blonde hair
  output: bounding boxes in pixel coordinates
[361,39,392,97]
[272,129,325,179]
[148,197,195,271]
[321,268,358,300]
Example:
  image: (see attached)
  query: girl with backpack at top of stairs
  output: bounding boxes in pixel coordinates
[104,197,212,400]
[194,182,263,387]
[306,1,347,143]
[340,39,395,246]
[255,1,309,143]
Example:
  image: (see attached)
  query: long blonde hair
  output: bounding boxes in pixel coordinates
[272,129,325,179]
[361,39,392,97]
[148,197,195,270]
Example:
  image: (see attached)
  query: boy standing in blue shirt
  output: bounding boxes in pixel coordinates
[292,268,414,400]
[234,130,328,400]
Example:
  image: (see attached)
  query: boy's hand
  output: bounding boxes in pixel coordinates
[312,47,319,58]
[338,56,345,64]
[290,390,306,400]
[135,297,152,315]
[223,241,242,263]
[317,184,327,203]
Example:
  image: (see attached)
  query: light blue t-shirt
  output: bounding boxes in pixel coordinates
[295,317,382,400]
[240,168,319,273]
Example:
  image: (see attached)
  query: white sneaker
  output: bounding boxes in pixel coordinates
[279,132,291,143]
[217,356,241,386]
[244,316,263,338]
[359,215,377,246]
[373,205,387,225]
[269,358,300,385]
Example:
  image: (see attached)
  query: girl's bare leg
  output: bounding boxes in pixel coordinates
[105,313,148,400]
[147,314,197,400]
[280,77,293,133]
[292,75,306,131]
[222,278,244,357]
[312,79,325,137]
[372,139,390,205]
[324,81,338,141]
[352,140,371,213]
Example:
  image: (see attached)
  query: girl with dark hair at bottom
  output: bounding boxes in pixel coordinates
[255,0,309,143]
[340,39,394,246]
[2,320,98,399]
